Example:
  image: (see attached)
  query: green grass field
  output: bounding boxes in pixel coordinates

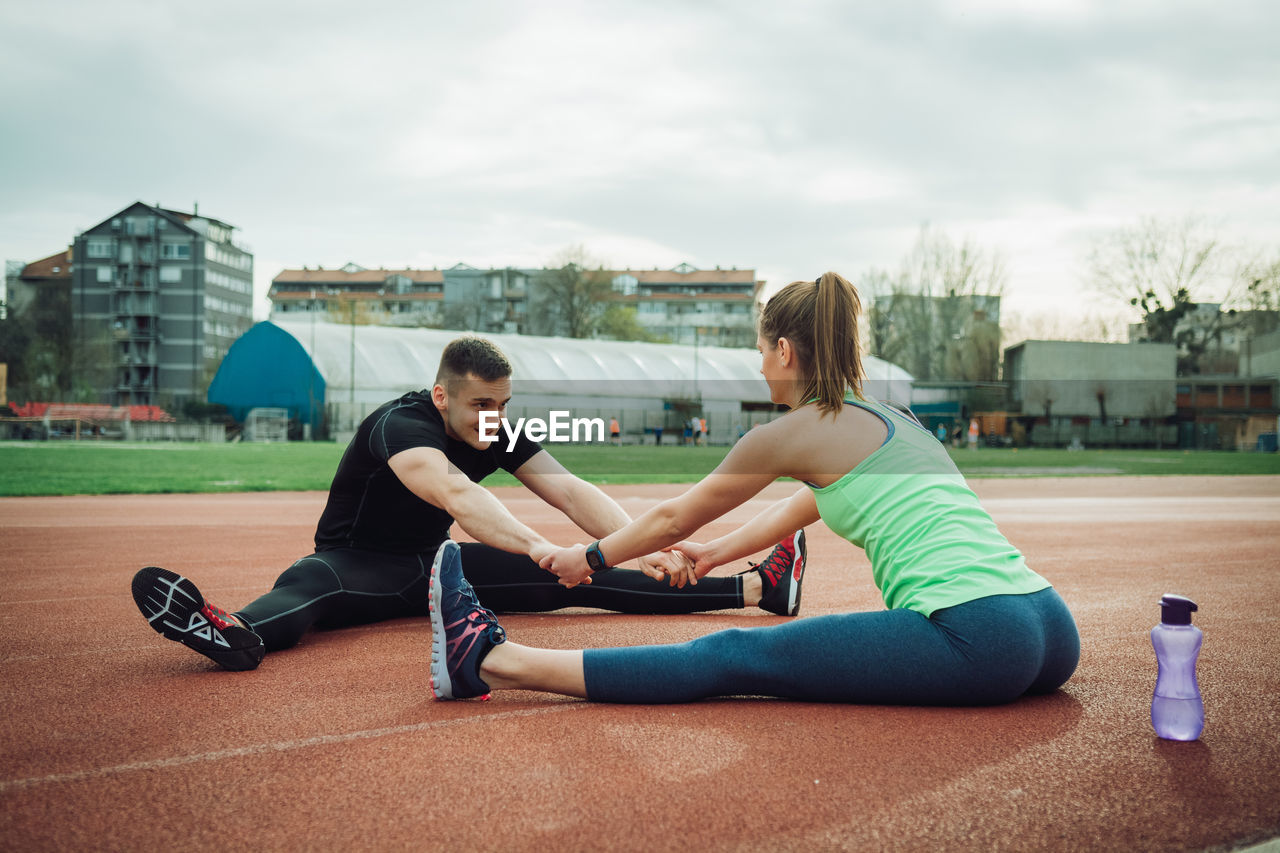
[1,440,1278,497]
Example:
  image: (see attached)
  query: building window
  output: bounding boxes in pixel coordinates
[87,239,114,258]
[125,217,155,236]
[161,243,191,260]
[96,266,114,283]
[160,266,182,283]
[612,274,638,296]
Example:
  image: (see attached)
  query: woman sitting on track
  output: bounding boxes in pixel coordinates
[429,271,1080,705]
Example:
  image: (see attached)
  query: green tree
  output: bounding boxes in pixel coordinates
[0,299,35,400]
[0,280,77,402]
[597,304,662,343]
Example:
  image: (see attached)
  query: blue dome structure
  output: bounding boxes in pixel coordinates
[207,321,326,434]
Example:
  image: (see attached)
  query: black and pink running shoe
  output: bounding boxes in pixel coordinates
[132,566,265,671]
[429,540,506,700]
[750,529,806,617]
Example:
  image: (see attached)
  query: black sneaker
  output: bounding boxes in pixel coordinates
[429,540,507,700]
[132,566,265,671]
[749,529,806,617]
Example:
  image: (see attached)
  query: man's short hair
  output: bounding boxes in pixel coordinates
[435,337,512,390]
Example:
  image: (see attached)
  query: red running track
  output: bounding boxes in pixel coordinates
[1,476,1278,851]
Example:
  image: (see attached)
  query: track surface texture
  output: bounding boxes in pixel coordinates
[2,476,1278,851]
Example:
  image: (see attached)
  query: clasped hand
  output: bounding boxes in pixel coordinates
[538,544,703,589]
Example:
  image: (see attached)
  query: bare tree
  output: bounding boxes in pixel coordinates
[865,226,1006,381]
[526,246,614,339]
[1000,309,1128,345]
[324,292,381,327]
[1086,216,1246,375]
[1235,251,1280,335]
[1025,380,1055,421]
[1088,216,1225,307]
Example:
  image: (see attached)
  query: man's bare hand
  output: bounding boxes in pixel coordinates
[638,550,697,587]
[538,544,594,588]
[665,540,720,582]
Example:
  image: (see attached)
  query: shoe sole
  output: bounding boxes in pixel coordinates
[132,566,264,671]
[428,544,454,699]
[787,530,806,617]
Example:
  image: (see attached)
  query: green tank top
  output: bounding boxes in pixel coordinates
[809,398,1050,616]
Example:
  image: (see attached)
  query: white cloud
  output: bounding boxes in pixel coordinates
[2,0,1278,334]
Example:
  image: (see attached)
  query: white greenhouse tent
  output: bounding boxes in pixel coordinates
[217,320,913,443]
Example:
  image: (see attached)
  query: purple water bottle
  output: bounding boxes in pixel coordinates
[1151,594,1204,741]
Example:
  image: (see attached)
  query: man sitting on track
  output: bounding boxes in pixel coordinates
[131,336,805,671]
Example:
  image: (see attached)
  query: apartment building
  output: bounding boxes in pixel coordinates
[270,263,446,327]
[269,261,762,347]
[71,202,254,407]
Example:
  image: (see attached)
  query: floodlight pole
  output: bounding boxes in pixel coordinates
[693,326,704,402]
[348,296,356,404]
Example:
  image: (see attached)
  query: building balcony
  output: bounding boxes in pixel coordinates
[114,280,158,292]
[114,303,158,317]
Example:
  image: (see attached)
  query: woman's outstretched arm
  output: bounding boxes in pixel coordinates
[538,422,791,586]
[670,486,821,585]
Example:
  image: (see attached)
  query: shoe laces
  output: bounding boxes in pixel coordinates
[464,604,505,641]
[201,600,236,630]
[753,538,794,588]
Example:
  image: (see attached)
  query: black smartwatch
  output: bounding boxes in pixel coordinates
[585,540,612,573]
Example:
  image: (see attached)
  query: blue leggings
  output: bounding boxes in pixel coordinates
[583,588,1079,705]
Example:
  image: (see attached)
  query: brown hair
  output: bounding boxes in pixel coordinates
[758,272,864,413]
[435,336,512,391]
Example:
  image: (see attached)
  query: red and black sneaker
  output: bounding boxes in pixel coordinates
[748,529,806,617]
[131,566,265,671]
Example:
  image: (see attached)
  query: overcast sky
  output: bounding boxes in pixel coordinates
[2,0,1276,328]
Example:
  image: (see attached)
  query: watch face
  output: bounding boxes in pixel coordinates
[587,543,605,570]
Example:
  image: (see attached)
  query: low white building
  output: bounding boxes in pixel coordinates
[211,320,914,444]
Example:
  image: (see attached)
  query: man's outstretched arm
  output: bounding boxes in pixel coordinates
[511,450,631,538]
[512,450,674,580]
[387,446,556,563]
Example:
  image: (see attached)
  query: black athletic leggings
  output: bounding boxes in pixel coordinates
[234,543,745,652]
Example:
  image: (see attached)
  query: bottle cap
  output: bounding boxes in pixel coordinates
[1160,594,1198,625]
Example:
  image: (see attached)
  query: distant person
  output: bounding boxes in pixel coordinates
[936,423,947,443]
[968,418,980,451]
[427,274,1079,708]
[698,417,707,445]
[683,418,693,445]
[654,424,663,445]
[132,337,806,671]
[609,417,621,446]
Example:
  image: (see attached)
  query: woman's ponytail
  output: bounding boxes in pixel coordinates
[760,272,865,415]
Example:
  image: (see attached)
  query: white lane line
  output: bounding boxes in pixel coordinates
[0,703,587,792]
